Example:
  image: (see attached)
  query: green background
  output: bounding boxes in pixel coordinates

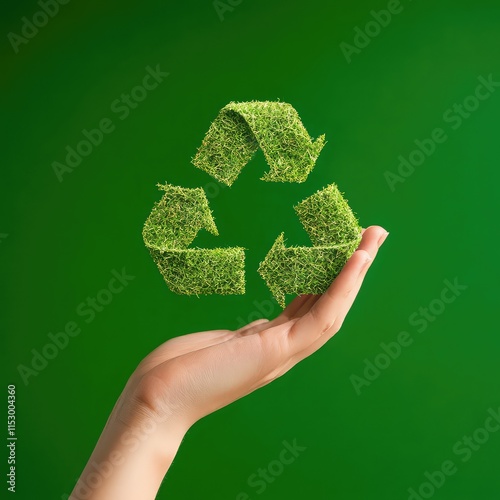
[2,0,499,498]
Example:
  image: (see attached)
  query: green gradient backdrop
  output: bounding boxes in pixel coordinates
[2,1,500,499]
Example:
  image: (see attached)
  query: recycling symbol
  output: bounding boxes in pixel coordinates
[142,101,361,307]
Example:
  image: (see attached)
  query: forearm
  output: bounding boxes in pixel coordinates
[71,398,187,500]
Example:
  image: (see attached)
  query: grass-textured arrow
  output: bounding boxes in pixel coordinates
[142,183,245,295]
[144,101,362,303]
[192,101,326,186]
[258,184,362,307]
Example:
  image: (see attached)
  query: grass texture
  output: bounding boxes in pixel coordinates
[258,184,362,307]
[192,101,326,186]
[142,183,245,295]
[144,102,361,306]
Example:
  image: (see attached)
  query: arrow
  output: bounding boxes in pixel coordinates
[143,183,245,295]
[258,184,362,307]
[192,101,326,186]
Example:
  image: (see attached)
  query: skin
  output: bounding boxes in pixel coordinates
[71,225,388,500]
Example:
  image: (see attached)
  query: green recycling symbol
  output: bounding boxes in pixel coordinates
[142,101,361,307]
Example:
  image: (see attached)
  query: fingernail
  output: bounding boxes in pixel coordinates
[378,231,389,246]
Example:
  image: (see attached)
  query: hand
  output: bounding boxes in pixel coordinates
[71,225,388,500]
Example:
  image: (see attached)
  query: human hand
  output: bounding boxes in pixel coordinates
[72,225,388,500]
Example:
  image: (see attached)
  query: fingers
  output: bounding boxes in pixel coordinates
[136,316,275,378]
[236,318,270,336]
[276,294,311,322]
[290,228,388,364]
[294,294,321,318]
[286,226,388,354]
[134,329,234,377]
[329,226,388,330]
[270,294,318,328]
[271,228,385,328]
